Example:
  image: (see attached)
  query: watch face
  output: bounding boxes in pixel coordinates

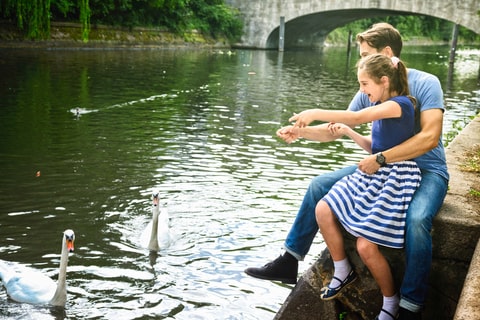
[376,153,385,165]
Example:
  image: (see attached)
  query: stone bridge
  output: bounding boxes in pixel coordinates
[225,0,480,49]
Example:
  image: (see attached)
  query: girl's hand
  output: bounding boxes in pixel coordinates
[327,122,349,137]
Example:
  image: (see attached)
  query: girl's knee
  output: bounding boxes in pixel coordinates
[356,238,376,259]
[315,201,332,226]
[315,200,328,214]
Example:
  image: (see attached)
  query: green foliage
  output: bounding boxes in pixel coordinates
[459,25,480,42]
[468,188,480,199]
[0,0,243,42]
[51,0,74,17]
[327,16,480,44]
[445,116,475,147]
[1,0,51,39]
[470,188,480,197]
[460,143,480,173]
[188,0,243,40]
[462,143,480,200]
[79,0,90,43]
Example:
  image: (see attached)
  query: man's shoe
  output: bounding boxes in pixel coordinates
[244,253,298,284]
[398,307,422,320]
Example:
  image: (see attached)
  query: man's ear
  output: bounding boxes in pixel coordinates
[381,46,394,58]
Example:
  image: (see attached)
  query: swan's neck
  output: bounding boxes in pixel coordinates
[148,206,160,251]
[49,239,69,307]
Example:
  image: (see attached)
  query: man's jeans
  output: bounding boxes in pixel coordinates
[400,170,448,311]
[283,165,448,310]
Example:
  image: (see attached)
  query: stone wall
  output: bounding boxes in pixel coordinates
[454,239,480,319]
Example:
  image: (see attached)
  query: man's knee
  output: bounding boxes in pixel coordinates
[309,175,329,196]
[406,210,432,235]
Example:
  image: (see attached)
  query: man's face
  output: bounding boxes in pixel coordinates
[359,42,392,58]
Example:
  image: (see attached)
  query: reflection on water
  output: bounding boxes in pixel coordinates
[0,45,478,319]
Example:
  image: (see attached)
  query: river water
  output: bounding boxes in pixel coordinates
[0,45,478,319]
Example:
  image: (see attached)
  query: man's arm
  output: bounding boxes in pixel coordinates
[277,123,343,144]
[358,108,443,174]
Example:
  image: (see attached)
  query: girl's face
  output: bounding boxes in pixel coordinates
[357,69,388,103]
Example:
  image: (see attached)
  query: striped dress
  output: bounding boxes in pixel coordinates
[322,96,422,249]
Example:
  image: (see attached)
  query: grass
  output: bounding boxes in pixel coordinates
[459,143,480,200]
[460,144,480,173]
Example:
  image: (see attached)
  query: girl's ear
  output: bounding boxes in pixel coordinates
[380,75,390,87]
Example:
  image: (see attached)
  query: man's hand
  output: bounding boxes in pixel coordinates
[358,154,381,175]
[276,125,300,144]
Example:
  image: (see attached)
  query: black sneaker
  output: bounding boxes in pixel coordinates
[244,253,298,284]
[398,307,422,320]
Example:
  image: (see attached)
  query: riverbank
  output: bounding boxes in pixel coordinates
[0,21,230,49]
[0,20,456,50]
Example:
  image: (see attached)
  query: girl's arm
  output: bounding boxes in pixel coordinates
[289,100,402,128]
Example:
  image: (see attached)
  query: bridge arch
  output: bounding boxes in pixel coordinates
[267,9,421,49]
[226,0,480,49]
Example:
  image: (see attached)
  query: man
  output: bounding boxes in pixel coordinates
[244,23,449,320]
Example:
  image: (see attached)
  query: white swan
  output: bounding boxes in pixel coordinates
[140,190,171,251]
[0,229,75,307]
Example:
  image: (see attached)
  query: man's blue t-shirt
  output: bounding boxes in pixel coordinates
[348,68,449,181]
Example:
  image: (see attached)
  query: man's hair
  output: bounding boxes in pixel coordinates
[356,23,403,57]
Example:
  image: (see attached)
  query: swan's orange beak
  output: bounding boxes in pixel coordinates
[66,238,74,253]
[153,195,159,207]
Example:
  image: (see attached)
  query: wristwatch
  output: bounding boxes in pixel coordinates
[376,152,387,167]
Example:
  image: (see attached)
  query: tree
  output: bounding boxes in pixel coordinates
[79,0,90,42]
[1,0,51,39]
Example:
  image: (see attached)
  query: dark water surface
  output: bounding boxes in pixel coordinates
[0,45,478,319]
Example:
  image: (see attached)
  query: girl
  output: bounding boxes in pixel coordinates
[290,54,421,320]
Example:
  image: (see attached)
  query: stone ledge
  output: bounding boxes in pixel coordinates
[454,238,480,320]
[435,114,480,261]
[446,115,480,320]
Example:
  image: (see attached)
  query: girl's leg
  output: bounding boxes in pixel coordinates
[316,200,355,290]
[357,237,399,319]
[316,200,345,262]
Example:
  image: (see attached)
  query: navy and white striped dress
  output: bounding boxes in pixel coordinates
[322,96,421,249]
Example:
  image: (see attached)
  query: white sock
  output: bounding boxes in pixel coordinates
[379,293,399,320]
[329,258,351,288]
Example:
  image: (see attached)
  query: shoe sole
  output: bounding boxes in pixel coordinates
[244,269,297,284]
